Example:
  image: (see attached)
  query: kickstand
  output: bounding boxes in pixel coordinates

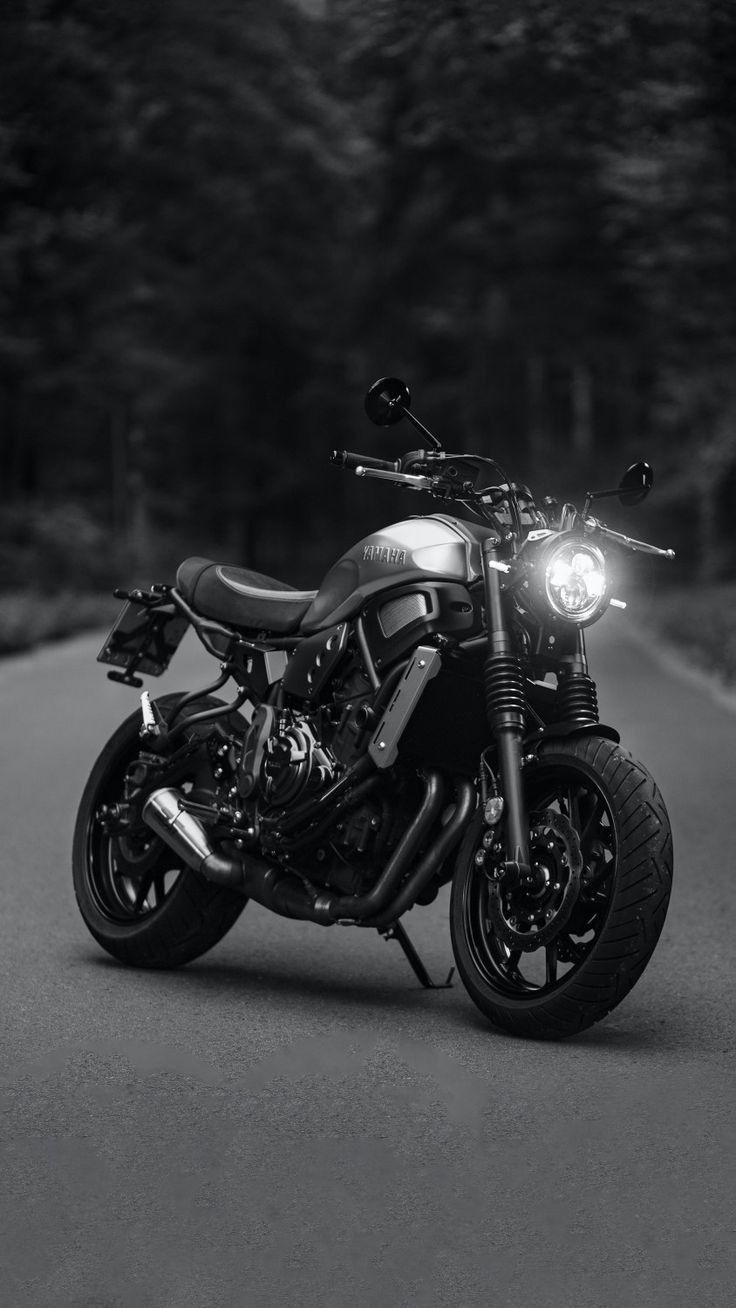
[380,921,455,990]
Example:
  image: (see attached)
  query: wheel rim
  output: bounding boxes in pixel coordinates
[90,824,184,922]
[82,743,189,925]
[462,759,617,999]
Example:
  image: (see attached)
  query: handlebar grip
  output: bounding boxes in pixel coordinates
[330,449,399,473]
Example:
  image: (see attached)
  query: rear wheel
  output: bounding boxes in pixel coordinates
[450,735,673,1038]
[72,694,247,968]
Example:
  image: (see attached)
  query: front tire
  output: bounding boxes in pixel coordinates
[450,735,673,1039]
[72,694,248,969]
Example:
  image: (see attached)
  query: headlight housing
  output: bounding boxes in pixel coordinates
[518,534,611,627]
[544,539,608,623]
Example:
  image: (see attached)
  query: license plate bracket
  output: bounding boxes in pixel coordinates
[97,601,189,686]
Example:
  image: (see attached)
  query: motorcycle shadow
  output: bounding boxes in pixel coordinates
[458,999,710,1054]
[80,947,464,1016]
[79,950,696,1055]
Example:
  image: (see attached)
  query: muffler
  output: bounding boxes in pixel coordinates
[142,788,243,886]
[141,788,334,923]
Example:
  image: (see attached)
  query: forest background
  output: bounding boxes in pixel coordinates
[1,0,735,672]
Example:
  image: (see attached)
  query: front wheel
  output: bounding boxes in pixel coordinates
[450,735,673,1039]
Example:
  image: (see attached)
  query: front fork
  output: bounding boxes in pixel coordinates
[482,539,531,882]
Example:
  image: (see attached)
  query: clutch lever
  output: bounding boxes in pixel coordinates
[584,517,676,559]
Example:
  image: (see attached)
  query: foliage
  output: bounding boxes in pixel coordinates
[0,0,734,601]
[0,588,118,657]
[0,498,115,591]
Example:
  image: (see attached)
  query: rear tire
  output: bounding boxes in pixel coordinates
[72,693,247,968]
[450,735,673,1039]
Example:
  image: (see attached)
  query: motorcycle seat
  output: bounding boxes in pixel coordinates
[176,557,317,634]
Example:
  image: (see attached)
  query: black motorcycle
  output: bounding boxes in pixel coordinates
[73,377,674,1038]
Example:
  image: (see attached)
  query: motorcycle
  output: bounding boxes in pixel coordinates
[73,377,674,1038]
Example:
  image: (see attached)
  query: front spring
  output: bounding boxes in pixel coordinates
[557,672,599,725]
[485,653,526,732]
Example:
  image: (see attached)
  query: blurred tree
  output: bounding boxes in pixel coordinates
[0,0,363,582]
[334,1,657,488]
[0,2,119,501]
[0,0,734,594]
[601,0,736,576]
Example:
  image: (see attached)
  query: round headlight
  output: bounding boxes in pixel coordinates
[544,540,608,623]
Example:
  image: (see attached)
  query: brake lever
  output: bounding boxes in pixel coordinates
[583,517,675,559]
[355,466,434,492]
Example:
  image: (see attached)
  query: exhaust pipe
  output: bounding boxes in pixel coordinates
[319,771,446,921]
[142,788,334,923]
[142,776,474,928]
[365,778,477,930]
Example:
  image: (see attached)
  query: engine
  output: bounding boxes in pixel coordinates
[261,715,337,806]
[234,692,416,899]
[238,705,339,807]
[237,646,379,809]
[305,789,394,895]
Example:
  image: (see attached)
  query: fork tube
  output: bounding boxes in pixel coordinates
[482,539,530,873]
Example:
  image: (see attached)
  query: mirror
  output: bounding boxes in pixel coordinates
[618,461,654,506]
[364,376,411,426]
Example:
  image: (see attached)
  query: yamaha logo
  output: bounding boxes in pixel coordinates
[362,545,407,565]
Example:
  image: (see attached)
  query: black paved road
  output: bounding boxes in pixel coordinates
[1,619,734,1306]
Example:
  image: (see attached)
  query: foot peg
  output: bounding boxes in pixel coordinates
[380,921,454,989]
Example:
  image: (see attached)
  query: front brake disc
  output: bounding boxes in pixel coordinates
[486,808,583,952]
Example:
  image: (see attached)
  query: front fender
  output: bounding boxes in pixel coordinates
[524,721,621,751]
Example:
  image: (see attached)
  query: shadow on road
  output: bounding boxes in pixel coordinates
[73,948,723,1061]
[78,947,453,1011]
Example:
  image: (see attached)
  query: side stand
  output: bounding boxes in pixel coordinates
[380,921,455,989]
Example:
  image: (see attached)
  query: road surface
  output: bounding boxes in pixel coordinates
[0,618,733,1306]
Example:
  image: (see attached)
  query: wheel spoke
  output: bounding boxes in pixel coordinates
[153,872,167,906]
[545,942,558,985]
[565,937,587,964]
[585,860,614,893]
[567,786,581,828]
[531,787,559,814]
[133,874,154,912]
[580,794,605,854]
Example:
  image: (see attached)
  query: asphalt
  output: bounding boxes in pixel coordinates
[0,615,734,1307]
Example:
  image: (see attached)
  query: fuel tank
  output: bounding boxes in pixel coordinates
[300,514,496,634]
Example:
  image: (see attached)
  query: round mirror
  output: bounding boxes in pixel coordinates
[364,376,411,426]
[618,461,653,506]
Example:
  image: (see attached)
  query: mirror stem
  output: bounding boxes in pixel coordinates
[583,486,627,516]
[585,487,625,503]
[403,410,442,449]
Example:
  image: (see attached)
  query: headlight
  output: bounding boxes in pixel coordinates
[544,540,608,623]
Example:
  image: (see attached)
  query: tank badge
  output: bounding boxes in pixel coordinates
[362,545,406,565]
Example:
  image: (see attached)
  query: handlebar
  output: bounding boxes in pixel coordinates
[584,518,675,559]
[330,445,513,507]
[330,449,400,473]
[330,447,675,558]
